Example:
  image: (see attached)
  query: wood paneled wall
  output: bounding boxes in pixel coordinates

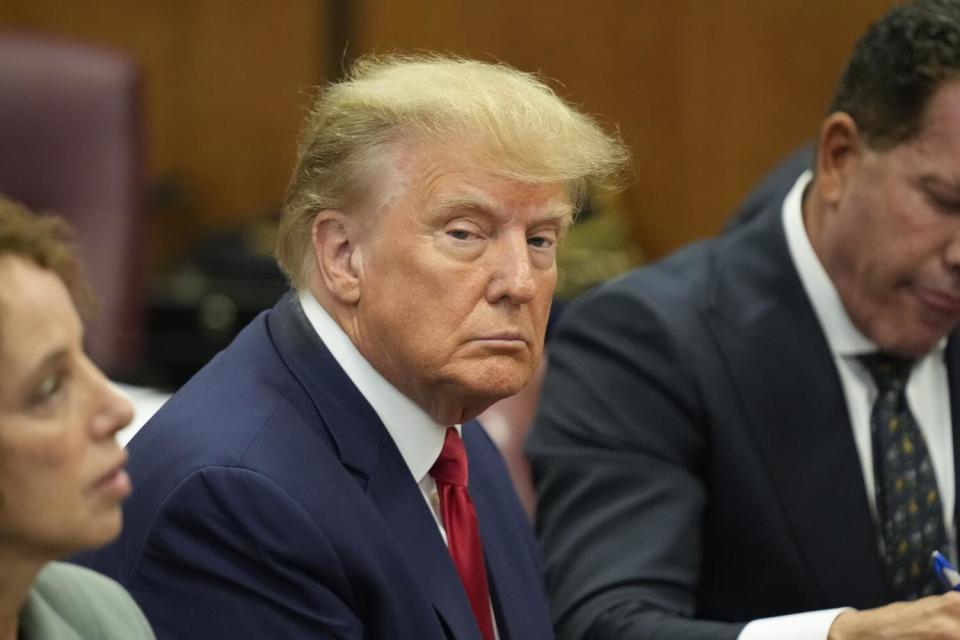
[1,0,900,261]
[0,0,326,263]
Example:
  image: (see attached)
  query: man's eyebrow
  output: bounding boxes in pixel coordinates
[434,195,497,213]
[537,204,576,223]
[434,196,575,224]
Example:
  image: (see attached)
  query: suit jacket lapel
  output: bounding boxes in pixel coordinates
[365,447,483,640]
[268,294,482,639]
[267,294,381,478]
[704,210,888,606]
[467,429,541,640]
[471,490,516,640]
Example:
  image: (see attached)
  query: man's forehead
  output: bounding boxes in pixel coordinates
[397,136,572,197]
[433,184,574,219]
[887,133,960,192]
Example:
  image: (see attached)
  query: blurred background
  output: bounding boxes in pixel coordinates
[0,0,899,390]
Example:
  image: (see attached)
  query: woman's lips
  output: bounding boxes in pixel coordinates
[91,455,132,499]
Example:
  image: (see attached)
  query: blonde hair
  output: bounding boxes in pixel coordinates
[277,53,631,288]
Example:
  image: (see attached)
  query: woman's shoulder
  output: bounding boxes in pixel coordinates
[21,562,155,639]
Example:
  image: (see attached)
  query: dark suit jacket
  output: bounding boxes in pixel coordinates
[75,295,553,639]
[526,200,960,639]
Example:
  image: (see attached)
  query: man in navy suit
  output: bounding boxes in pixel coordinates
[528,1,960,639]
[76,54,628,638]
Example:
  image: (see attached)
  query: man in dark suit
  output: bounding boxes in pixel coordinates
[75,54,628,639]
[528,1,960,638]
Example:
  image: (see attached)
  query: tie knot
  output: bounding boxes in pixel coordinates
[858,353,914,392]
[430,428,468,487]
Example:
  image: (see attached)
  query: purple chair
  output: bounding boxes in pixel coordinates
[0,33,147,377]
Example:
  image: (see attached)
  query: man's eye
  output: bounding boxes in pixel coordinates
[447,229,475,241]
[926,188,960,214]
[528,235,554,249]
[934,196,960,213]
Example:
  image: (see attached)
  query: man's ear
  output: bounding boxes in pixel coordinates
[311,210,362,304]
[815,112,863,206]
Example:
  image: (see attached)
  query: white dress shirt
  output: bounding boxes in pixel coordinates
[298,290,454,539]
[298,292,501,638]
[739,171,954,639]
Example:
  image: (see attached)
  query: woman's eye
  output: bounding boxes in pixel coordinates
[30,371,66,407]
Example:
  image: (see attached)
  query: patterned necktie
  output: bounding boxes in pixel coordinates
[429,428,496,640]
[859,353,948,600]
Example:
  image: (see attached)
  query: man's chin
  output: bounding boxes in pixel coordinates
[873,327,949,359]
[451,370,532,415]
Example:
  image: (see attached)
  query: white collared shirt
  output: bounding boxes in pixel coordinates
[739,171,954,639]
[298,290,455,541]
[299,292,501,638]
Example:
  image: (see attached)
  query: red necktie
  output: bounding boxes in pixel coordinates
[430,428,496,640]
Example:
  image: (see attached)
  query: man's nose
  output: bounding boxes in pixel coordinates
[485,235,537,305]
[946,226,960,276]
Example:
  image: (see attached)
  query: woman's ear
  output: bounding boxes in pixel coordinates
[310,210,362,304]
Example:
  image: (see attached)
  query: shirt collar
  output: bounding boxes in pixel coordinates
[298,290,456,483]
[781,170,946,360]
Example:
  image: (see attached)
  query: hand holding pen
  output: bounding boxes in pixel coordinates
[826,551,960,639]
[933,550,960,591]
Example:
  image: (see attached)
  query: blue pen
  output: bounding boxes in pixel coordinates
[932,550,960,591]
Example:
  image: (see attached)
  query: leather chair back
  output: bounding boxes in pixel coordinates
[0,32,146,376]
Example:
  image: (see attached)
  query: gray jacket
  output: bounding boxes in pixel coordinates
[20,562,154,640]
